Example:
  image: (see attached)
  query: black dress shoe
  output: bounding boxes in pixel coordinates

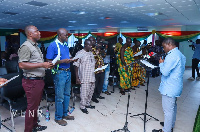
[152,129,162,132]
[159,122,173,132]
[102,91,111,95]
[160,122,164,127]
[86,105,95,109]
[98,96,105,99]
[80,108,89,114]
[32,125,47,132]
[92,98,99,103]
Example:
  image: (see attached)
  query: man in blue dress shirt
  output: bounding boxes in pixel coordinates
[152,38,186,132]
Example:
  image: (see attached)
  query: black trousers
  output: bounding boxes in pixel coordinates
[192,58,200,78]
[92,72,105,99]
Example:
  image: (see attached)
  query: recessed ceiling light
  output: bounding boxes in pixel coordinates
[87,24,97,25]
[161,8,165,9]
[25,1,48,7]
[69,21,76,23]
[68,26,74,27]
[173,1,177,3]
[105,17,111,19]
[145,12,163,16]
[121,21,129,23]
[182,1,186,2]
[72,10,86,15]
[157,4,161,5]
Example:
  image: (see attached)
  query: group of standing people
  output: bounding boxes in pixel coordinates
[17,25,112,131]
[116,37,146,95]
[14,24,186,132]
[114,37,186,132]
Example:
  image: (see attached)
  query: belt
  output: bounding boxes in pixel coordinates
[23,76,44,80]
[58,68,70,71]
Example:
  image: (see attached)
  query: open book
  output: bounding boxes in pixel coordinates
[52,55,61,65]
[94,64,108,72]
[0,75,19,87]
[140,60,158,69]
[133,50,142,57]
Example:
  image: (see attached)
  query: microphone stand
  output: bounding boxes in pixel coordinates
[112,92,131,132]
[130,60,159,132]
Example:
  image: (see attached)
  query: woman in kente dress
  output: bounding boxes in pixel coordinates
[132,40,146,88]
[118,37,134,95]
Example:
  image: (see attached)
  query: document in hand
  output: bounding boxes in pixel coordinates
[0,75,19,87]
[140,60,158,69]
[94,64,108,72]
[52,55,61,65]
[133,50,142,57]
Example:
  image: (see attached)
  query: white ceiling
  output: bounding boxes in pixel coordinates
[0,0,199,31]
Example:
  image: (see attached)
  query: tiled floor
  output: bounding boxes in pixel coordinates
[0,68,199,132]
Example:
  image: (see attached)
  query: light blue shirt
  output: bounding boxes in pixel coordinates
[159,47,186,97]
[192,42,200,60]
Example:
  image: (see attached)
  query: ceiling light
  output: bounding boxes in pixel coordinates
[72,10,86,15]
[87,24,97,25]
[69,21,76,23]
[173,1,177,3]
[124,1,145,8]
[121,21,129,23]
[68,26,74,28]
[25,1,48,7]
[105,17,111,19]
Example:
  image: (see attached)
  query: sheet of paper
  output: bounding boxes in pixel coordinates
[94,64,108,72]
[133,50,142,57]
[72,53,84,60]
[0,75,19,87]
[140,60,158,69]
[52,55,61,65]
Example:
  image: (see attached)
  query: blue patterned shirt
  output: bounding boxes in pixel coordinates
[159,47,186,97]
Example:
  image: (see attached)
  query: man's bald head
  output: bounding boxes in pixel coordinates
[84,39,92,52]
[24,25,41,42]
[88,36,96,47]
[57,28,68,43]
[25,25,35,36]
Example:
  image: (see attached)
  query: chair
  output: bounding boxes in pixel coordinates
[40,69,55,111]
[5,60,19,73]
[0,72,27,131]
[70,63,80,107]
[0,67,7,75]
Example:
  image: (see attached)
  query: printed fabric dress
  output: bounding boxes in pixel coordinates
[118,47,134,90]
[131,48,146,87]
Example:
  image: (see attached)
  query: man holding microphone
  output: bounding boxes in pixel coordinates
[152,38,186,132]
